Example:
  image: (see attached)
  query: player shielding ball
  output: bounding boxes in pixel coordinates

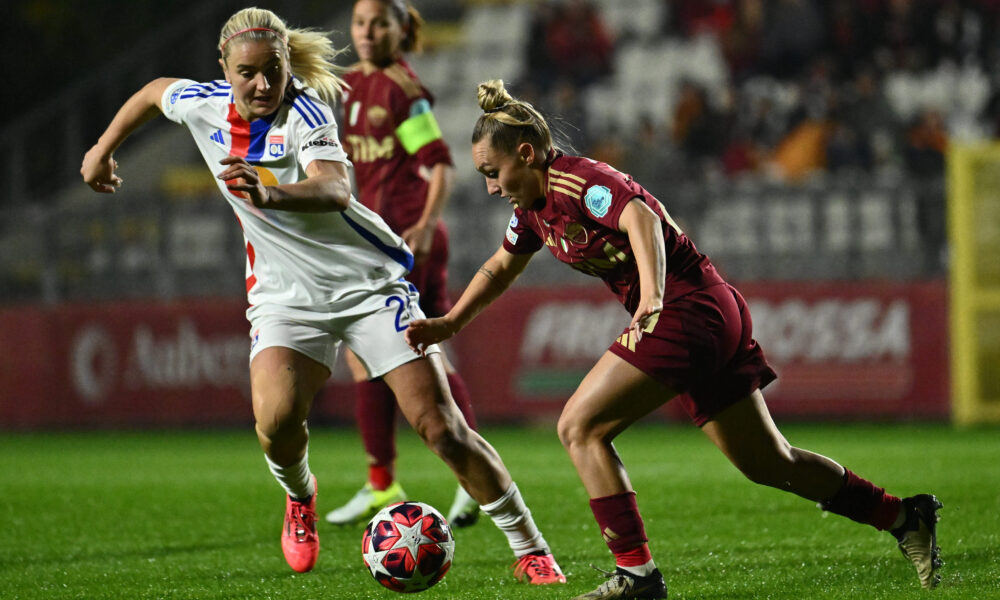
[405,79,942,599]
[325,0,481,530]
[80,10,564,584]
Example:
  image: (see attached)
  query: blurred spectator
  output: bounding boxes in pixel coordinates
[544,0,615,89]
[719,0,765,82]
[926,0,986,66]
[824,0,882,79]
[903,109,949,176]
[840,67,901,170]
[768,118,831,181]
[758,0,826,80]
[874,0,935,72]
[624,115,686,193]
[825,117,873,173]
[587,126,626,170]
[546,78,591,153]
[671,80,729,166]
[671,0,737,37]
[524,1,560,93]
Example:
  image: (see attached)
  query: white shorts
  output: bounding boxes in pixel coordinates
[246,279,440,379]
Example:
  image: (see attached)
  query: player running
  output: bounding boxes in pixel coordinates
[80,10,564,584]
[405,79,942,598]
[325,0,480,529]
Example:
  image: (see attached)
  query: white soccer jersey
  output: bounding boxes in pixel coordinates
[160,78,414,311]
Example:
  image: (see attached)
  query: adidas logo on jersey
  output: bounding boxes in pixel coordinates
[209,130,226,146]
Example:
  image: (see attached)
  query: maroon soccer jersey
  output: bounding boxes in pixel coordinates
[502,153,725,314]
[341,59,452,233]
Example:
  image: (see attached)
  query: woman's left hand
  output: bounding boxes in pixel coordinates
[218,156,269,206]
[629,300,662,342]
[401,222,435,266]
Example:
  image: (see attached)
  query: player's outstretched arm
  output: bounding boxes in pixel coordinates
[406,246,531,355]
[81,78,179,193]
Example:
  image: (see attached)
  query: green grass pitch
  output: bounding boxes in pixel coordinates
[1,423,997,599]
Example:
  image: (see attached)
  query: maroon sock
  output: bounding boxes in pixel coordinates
[355,379,398,487]
[447,372,478,431]
[820,469,902,531]
[368,465,393,491]
[590,492,651,563]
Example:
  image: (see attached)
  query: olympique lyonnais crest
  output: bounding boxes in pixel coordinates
[268,135,285,158]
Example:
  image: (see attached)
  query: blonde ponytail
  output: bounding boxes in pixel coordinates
[472,79,554,155]
[219,7,348,105]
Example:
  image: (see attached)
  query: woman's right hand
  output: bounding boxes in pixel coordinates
[405,317,458,356]
[81,145,123,193]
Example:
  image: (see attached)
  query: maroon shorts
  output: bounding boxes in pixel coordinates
[406,223,452,318]
[608,283,777,426]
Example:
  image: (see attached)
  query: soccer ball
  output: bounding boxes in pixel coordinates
[362,501,455,593]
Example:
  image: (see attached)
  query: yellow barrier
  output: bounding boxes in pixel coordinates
[947,143,1000,424]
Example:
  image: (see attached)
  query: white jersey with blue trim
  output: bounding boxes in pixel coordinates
[160,78,413,311]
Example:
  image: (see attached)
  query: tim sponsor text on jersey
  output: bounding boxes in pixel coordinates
[344,134,395,162]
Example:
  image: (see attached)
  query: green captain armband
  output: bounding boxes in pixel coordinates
[396,99,443,155]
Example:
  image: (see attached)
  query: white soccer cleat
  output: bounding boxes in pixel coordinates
[446,484,480,528]
[325,481,406,526]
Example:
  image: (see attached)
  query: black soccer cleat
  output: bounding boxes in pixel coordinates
[891,494,943,589]
[572,565,668,599]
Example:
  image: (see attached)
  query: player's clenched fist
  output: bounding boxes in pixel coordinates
[81,146,122,193]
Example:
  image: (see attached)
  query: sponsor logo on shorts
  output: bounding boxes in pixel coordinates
[170,90,181,104]
[584,185,612,218]
[250,329,260,351]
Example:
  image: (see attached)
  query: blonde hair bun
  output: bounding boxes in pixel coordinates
[477,79,513,114]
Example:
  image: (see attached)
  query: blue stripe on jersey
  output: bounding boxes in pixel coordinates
[296,94,328,125]
[188,81,229,92]
[180,91,231,99]
[285,87,327,128]
[246,113,277,163]
[180,81,232,99]
[288,101,316,129]
[340,213,414,272]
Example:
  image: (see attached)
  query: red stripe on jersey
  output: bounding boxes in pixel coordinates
[227,104,250,157]
[246,240,256,268]
[245,240,257,293]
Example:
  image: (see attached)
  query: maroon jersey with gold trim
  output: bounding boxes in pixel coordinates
[342,59,452,232]
[503,153,725,314]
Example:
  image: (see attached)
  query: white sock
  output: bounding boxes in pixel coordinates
[618,559,657,577]
[480,482,547,557]
[265,452,314,499]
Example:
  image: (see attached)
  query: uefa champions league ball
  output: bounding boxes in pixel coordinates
[362,501,455,593]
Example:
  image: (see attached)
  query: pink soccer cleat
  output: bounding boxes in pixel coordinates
[281,476,319,573]
[511,552,567,585]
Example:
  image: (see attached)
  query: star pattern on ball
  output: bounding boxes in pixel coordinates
[363,543,394,580]
[394,519,435,562]
[399,561,440,592]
